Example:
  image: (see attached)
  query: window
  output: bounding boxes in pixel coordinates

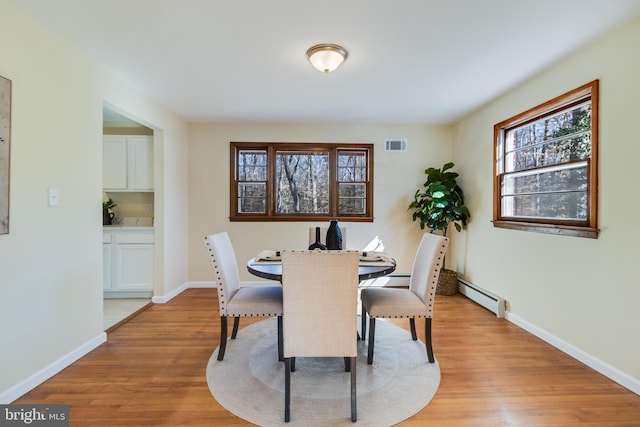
[493,80,598,238]
[230,142,374,222]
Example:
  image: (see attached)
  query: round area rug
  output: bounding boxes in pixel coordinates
[206,317,440,426]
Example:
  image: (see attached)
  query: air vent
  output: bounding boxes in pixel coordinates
[384,139,407,152]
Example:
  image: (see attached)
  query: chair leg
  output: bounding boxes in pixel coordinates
[350,356,357,422]
[360,305,367,340]
[277,315,284,361]
[367,317,376,365]
[284,358,291,422]
[425,318,434,363]
[409,318,417,340]
[230,316,240,339]
[344,357,351,372]
[217,316,228,361]
[291,357,296,372]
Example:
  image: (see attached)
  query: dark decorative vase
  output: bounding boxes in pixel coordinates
[103,207,115,226]
[308,227,327,250]
[325,220,342,250]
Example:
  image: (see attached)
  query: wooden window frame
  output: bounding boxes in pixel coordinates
[230,141,374,222]
[493,80,599,238]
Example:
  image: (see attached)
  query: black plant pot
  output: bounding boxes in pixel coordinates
[103,208,115,225]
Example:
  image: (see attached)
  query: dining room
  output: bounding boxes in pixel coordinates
[3,1,640,424]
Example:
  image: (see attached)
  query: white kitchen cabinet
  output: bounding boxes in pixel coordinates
[103,229,154,298]
[103,135,154,191]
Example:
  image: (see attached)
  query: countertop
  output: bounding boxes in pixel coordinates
[104,216,153,230]
[103,225,153,231]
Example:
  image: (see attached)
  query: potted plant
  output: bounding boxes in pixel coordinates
[408,162,470,295]
[102,196,117,225]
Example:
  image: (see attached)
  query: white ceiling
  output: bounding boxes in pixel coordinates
[9,0,640,124]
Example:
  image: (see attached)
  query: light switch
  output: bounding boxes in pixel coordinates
[48,188,59,207]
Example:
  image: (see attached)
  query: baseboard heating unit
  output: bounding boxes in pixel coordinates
[457,278,506,318]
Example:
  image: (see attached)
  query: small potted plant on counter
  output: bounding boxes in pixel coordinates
[408,162,470,295]
[102,195,117,226]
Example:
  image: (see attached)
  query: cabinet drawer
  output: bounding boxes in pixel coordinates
[115,233,154,244]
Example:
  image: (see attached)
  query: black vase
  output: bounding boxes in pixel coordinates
[308,227,327,250]
[325,220,342,250]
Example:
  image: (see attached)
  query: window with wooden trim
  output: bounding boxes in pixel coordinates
[493,80,599,238]
[230,142,374,222]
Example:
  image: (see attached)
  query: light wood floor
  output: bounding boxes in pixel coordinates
[14,288,640,426]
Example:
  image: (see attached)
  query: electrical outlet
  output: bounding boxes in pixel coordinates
[146,204,153,212]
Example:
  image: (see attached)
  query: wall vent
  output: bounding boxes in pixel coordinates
[384,139,407,152]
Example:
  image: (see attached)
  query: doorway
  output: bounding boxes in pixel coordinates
[102,105,154,330]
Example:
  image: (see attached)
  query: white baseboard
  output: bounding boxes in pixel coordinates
[151,281,215,304]
[188,281,216,289]
[457,278,505,318]
[505,312,640,395]
[1,333,107,404]
[151,283,189,304]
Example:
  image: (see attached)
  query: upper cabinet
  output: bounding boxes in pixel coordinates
[103,135,154,191]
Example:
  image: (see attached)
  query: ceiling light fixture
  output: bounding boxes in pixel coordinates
[306,44,348,73]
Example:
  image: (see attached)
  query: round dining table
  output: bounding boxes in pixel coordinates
[246,256,396,282]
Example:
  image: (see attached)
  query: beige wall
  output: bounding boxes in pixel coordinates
[451,18,640,385]
[0,1,189,400]
[188,123,453,281]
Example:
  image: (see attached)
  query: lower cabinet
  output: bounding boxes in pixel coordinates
[103,229,154,298]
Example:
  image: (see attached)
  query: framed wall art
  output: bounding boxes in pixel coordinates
[0,75,11,234]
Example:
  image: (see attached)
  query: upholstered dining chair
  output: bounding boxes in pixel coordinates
[360,233,449,364]
[204,232,283,361]
[281,250,359,423]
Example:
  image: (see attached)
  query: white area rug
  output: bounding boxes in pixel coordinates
[206,317,440,426]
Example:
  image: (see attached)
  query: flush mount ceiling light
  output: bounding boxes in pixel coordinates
[306,44,348,73]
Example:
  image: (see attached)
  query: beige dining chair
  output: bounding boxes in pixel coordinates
[281,250,359,423]
[360,233,449,364]
[204,232,283,361]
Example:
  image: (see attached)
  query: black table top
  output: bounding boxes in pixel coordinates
[246,257,396,282]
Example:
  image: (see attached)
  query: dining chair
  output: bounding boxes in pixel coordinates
[281,250,359,423]
[204,232,283,361]
[360,233,449,364]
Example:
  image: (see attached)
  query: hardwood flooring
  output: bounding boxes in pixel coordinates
[13,288,640,426]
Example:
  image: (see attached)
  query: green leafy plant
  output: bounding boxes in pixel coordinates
[408,162,470,236]
[102,199,117,211]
